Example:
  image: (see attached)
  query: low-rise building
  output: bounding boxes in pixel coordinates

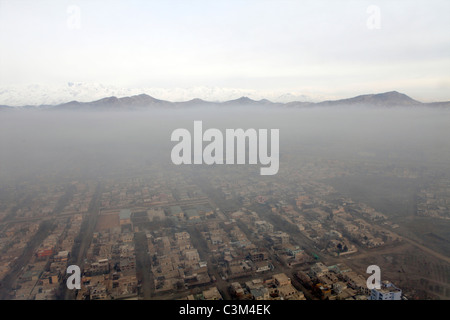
[203,286,222,300]
[273,273,291,287]
[370,281,402,300]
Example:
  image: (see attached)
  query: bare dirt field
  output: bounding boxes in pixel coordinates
[327,174,450,299]
[342,242,450,300]
[95,212,119,231]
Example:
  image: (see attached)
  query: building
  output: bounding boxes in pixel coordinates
[119,209,132,225]
[310,262,329,277]
[88,258,110,275]
[254,260,272,273]
[283,244,303,257]
[251,287,270,300]
[278,284,305,300]
[196,205,214,217]
[169,206,184,218]
[370,281,402,300]
[314,283,332,300]
[245,278,265,291]
[175,231,190,241]
[230,282,245,297]
[341,271,371,295]
[184,249,200,261]
[185,209,200,220]
[54,251,69,263]
[273,273,291,287]
[119,209,133,232]
[36,248,53,260]
[89,284,108,300]
[254,220,274,233]
[147,208,166,221]
[271,231,290,245]
[249,250,268,262]
[203,287,222,300]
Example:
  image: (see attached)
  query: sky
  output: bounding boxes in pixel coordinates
[1,0,450,103]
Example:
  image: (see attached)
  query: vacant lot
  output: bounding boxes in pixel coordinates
[326,174,450,299]
[327,174,420,218]
[343,241,450,299]
[95,212,119,231]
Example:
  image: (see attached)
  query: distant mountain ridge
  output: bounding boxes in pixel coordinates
[317,91,422,107]
[1,91,449,110]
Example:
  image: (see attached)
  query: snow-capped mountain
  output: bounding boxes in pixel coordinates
[0,83,319,107]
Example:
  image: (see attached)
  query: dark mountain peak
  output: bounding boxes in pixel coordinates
[372,91,421,105]
[178,98,208,104]
[56,100,83,109]
[384,90,400,95]
[223,96,258,105]
[134,93,152,98]
[381,90,403,96]
[3,90,448,110]
[237,96,254,102]
[88,96,120,107]
[317,91,421,107]
[94,96,119,103]
[131,93,160,101]
[118,94,166,105]
[174,98,216,107]
[188,98,206,103]
[64,100,81,105]
[374,91,412,99]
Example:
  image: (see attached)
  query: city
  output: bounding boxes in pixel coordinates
[1,1,450,307]
[1,147,448,300]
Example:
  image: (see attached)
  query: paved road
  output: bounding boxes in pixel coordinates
[0,220,55,299]
[63,183,103,300]
[398,235,450,264]
[134,231,153,299]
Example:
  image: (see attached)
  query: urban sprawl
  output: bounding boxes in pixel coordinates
[1,154,449,300]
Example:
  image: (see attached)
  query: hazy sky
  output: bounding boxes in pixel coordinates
[1,0,450,102]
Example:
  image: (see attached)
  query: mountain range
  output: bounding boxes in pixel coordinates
[1,91,450,111]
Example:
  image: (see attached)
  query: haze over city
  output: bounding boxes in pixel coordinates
[0,0,449,305]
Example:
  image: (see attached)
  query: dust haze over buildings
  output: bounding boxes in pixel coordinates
[1,105,450,183]
[1,0,450,301]
[1,100,450,300]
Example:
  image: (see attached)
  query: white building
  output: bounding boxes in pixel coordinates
[370,281,402,300]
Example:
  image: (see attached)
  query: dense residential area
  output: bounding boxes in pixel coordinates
[1,153,448,300]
